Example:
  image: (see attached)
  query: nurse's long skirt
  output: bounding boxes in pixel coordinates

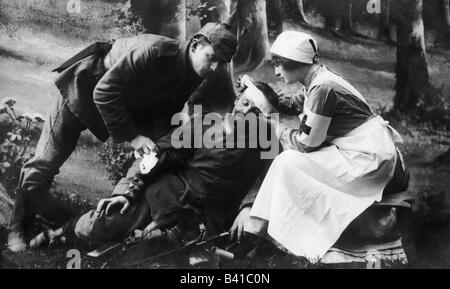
[246,115,403,261]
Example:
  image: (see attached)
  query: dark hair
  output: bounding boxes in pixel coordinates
[269,53,317,70]
[191,35,211,47]
[251,81,304,115]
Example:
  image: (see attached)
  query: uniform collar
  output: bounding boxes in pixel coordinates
[303,63,324,88]
[177,40,202,88]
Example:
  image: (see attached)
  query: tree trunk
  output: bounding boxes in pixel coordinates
[232,0,270,73]
[394,0,429,111]
[378,0,397,43]
[440,0,450,35]
[295,0,310,25]
[320,0,337,31]
[340,0,355,33]
[198,0,231,26]
[131,0,187,41]
[378,0,390,40]
[267,0,283,35]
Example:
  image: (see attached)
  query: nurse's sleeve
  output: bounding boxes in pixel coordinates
[279,85,337,152]
[277,92,305,115]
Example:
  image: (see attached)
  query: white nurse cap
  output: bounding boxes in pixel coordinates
[270,31,319,64]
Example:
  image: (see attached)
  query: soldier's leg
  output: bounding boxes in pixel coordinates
[144,173,203,242]
[74,174,202,247]
[8,94,86,252]
[18,95,86,193]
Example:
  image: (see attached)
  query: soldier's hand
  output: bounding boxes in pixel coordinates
[234,74,244,90]
[230,206,251,243]
[130,135,158,158]
[96,196,130,216]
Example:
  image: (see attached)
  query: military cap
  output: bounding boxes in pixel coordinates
[195,22,238,63]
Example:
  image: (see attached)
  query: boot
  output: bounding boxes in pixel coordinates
[7,189,28,253]
[7,188,47,252]
[229,233,260,259]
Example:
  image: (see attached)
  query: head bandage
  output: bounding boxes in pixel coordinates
[240,75,275,116]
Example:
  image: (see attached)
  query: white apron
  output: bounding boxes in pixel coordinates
[246,70,403,261]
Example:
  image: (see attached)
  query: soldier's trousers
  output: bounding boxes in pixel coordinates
[9,94,86,230]
[72,173,200,246]
[72,172,241,246]
[8,92,171,231]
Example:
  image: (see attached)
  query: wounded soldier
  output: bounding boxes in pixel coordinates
[30,78,281,248]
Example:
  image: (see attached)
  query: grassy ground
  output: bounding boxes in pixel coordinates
[1,0,450,269]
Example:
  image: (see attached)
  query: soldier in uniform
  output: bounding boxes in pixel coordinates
[8,23,238,252]
[29,78,281,249]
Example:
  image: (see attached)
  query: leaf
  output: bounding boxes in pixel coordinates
[13,155,22,163]
[1,97,17,107]
[22,112,33,121]
[0,145,7,153]
[2,161,11,168]
[32,113,45,123]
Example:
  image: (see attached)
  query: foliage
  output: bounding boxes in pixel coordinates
[413,85,450,129]
[0,23,18,38]
[382,84,450,132]
[97,141,134,185]
[110,0,147,36]
[415,188,450,225]
[0,98,44,193]
[46,189,96,222]
[187,0,217,22]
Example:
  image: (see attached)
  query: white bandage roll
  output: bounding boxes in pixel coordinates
[139,152,158,175]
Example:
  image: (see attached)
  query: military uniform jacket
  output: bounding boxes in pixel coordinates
[54,34,234,143]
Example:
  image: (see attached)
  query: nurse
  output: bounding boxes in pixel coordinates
[236,31,407,260]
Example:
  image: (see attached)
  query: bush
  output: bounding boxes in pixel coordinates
[0,98,43,195]
[110,0,147,37]
[382,84,450,132]
[414,85,450,129]
[98,141,134,185]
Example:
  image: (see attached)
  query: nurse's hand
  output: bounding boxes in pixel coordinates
[230,207,251,243]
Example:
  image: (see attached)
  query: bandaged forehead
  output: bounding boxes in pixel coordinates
[240,75,275,115]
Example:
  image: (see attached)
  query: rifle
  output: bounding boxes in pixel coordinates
[122,231,231,267]
[87,231,233,268]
